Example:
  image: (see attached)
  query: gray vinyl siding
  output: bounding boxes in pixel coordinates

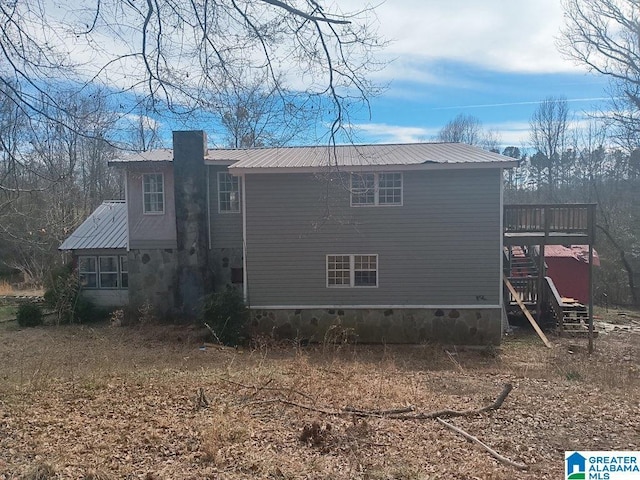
[208,166,243,249]
[126,164,177,249]
[244,169,503,307]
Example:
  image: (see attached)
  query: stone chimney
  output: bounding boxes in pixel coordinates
[172,131,212,317]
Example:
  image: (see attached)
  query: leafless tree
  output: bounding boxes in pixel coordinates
[437,114,483,145]
[560,0,640,145]
[0,0,383,148]
[0,89,121,284]
[216,73,313,148]
[529,96,570,194]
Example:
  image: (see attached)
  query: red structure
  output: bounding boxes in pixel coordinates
[544,245,600,304]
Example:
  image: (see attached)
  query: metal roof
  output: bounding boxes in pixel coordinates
[221,143,519,170]
[59,201,127,251]
[545,245,600,266]
[109,149,173,164]
[108,143,519,170]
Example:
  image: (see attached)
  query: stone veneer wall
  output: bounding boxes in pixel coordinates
[250,308,502,345]
[127,248,179,315]
[173,131,213,317]
[209,247,243,291]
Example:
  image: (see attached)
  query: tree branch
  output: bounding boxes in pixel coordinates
[437,418,528,470]
[259,0,351,25]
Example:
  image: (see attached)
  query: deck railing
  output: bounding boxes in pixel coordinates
[504,204,596,240]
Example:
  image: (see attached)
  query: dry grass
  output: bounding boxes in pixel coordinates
[0,280,14,295]
[0,318,638,479]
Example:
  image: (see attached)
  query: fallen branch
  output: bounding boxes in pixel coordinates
[203,322,222,344]
[354,383,513,420]
[246,384,513,420]
[344,405,415,416]
[436,417,528,470]
[246,398,338,415]
[220,376,315,402]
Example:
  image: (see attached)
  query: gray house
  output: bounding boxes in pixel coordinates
[63,130,519,344]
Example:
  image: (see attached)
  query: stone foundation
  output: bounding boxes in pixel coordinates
[250,307,502,345]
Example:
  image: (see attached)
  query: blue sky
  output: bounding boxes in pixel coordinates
[335,0,612,149]
[58,0,610,150]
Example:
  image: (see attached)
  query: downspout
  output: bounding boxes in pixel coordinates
[242,174,248,304]
[499,169,504,309]
[206,165,211,250]
[124,170,130,252]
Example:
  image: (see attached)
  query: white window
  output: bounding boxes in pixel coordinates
[351,172,402,207]
[142,173,164,214]
[78,257,97,288]
[120,255,128,288]
[218,172,241,213]
[99,256,119,288]
[327,254,378,288]
[78,255,129,289]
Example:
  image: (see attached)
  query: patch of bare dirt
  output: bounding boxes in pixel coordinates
[0,319,638,479]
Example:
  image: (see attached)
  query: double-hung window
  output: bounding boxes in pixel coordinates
[78,257,97,288]
[327,254,378,288]
[142,173,164,214]
[218,172,241,213]
[350,172,402,206]
[99,256,119,288]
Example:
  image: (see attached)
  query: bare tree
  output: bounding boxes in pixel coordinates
[0,89,121,284]
[529,96,570,194]
[0,0,383,147]
[437,114,483,145]
[216,73,313,148]
[560,0,640,145]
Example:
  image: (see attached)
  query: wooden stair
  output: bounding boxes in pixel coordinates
[507,246,538,278]
[557,298,596,337]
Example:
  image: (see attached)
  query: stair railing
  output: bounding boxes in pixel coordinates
[543,276,568,334]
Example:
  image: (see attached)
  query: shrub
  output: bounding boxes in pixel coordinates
[44,263,104,324]
[16,303,43,327]
[201,287,249,346]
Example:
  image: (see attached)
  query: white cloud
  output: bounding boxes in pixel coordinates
[346,0,587,83]
[353,119,531,148]
[484,120,532,147]
[351,122,439,143]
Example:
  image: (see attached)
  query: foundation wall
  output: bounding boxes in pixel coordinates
[250,307,502,345]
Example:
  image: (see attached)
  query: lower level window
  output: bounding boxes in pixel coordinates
[327,254,378,288]
[78,257,97,288]
[78,255,128,289]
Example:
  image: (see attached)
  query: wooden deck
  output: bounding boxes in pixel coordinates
[503,203,597,350]
[503,204,596,246]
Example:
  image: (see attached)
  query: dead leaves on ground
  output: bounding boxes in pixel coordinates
[0,323,638,479]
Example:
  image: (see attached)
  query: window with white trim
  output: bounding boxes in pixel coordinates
[99,256,119,288]
[327,254,378,288]
[350,172,402,206]
[142,173,164,214]
[78,257,97,288]
[120,256,128,288]
[78,255,128,289]
[218,172,241,213]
